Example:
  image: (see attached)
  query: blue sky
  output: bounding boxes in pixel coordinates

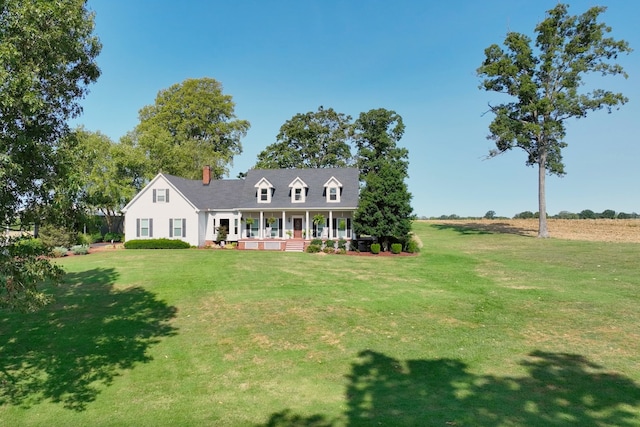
[74,1,639,218]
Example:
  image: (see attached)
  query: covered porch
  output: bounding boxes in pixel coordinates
[237,209,354,249]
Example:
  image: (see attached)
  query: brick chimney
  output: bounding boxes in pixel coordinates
[202,165,211,185]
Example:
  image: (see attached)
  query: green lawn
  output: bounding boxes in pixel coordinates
[2,222,639,426]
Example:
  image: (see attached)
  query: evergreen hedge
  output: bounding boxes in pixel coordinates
[124,239,191,249]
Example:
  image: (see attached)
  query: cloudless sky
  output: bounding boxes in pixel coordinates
[74,0,639,218]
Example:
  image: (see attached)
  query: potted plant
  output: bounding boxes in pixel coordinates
[266,217,276,238]
[245,217,254,238]
[312,214,325,238]
[217,225,228,245]
[338,218,346,238]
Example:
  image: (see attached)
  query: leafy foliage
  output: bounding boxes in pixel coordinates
[38,224,77,249]
[129,78,250,179]
[124,239,191,249]
[0,237,64,312]
[370,243,381,254]
[477,3,631,237]
[0,0,101,230]
[255,106,354,169]
[56,128,146,233]
[353,109,413,249]
[306,244,321,253]
[0,0,100,311]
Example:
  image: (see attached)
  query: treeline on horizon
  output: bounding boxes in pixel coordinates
[421,209,640,221]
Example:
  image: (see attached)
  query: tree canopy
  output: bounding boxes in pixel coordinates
[477,3,631,237]
[352,109,412,249]
[254,106,354,169]
[0,0,101,311]
[131,77,250,180]
[0,0,101,228]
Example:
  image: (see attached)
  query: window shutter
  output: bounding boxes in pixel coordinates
[136,219,140,237]
[166,189,170,202]
[169,219,173,237]
[153,189,156,203]
[149,219,153,237]
[182,219,186,237]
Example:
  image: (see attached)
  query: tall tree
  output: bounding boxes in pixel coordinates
[56,128,146,233]
[352,109,413,250]
[254,106,354,169]
[0,0,101,311]
[131,77,250,180]
[477,3,631,238]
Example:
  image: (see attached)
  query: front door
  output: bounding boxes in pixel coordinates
[293,218,303,239]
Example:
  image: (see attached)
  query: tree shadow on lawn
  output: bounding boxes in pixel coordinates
[0,268,177,411]
[259,350,640,426]
[431,222,537,238]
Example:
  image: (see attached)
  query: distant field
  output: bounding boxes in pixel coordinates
[426,218,640,243]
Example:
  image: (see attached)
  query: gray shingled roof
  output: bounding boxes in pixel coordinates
[163,168,359,211]
[239,168,359,209]
[164,174,244,210]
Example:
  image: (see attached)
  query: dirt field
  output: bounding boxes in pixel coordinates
[425,219,640,243]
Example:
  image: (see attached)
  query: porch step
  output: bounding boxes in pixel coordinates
[285,240,305,252]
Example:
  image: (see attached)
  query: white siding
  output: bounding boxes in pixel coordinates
[124,176,201,247]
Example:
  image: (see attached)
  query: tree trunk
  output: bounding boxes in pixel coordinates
[538,156,549,238]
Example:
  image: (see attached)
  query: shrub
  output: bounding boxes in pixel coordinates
[91,232,103,243]
[104,232,123,243]
[370,243,381,254]
[310,239,323,246]
[391,243,402,254]
[306,244,321,253]
[336,248,346,255]
[217,225,228,242]
[324,239,335,249]
[406,240,420,253]
[77,233,94,245]
[124,239,190,249]
[322,246,335,254]
[39,224,76,248]
[70,245,90,255]
[14,237,47,256]
[337,239,347,250]
[51,246,68,257]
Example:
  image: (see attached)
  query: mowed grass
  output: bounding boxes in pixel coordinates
[2,221,639,426]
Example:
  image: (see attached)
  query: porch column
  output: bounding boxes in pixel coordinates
[305,211,309,240]
[238,211,242,239]
[329,210,333,240]
[259,211,264,239]
[281,210,286,238]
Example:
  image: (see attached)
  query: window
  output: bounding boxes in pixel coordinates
[323,177,342,202]
[170,218,186,238]
[153,189,169,203]
[137,218,153,237]
[255,178,273,203]
[288,177,308,203]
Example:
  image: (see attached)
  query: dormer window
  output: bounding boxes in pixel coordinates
[288,177,308,203]
[255,177,273,203]
[323,176,343,203]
